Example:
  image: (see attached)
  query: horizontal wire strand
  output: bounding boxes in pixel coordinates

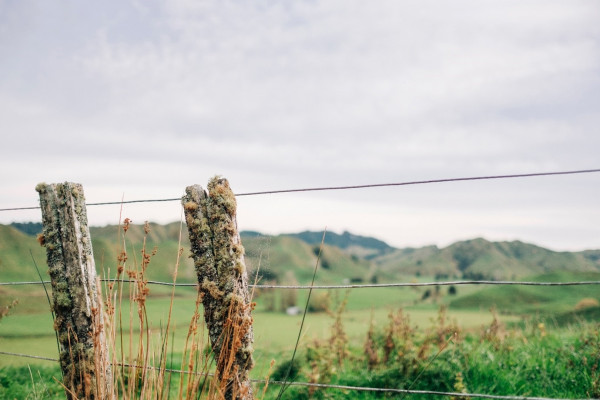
[2,278,600,289]
[234,168,600,197]
[0,351,594,400]
[0,351,57,362]
[2,168,599,212]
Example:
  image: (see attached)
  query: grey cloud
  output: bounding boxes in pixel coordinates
[1,0,599,249]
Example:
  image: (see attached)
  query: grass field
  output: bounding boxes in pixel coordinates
[1,290,598,399]
[2,244,600,398]
[2,213,600,398]
[2,271,596,366]
[0,282,512,367]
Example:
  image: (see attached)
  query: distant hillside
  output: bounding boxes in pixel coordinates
[449,271,600,316]
[0,224,46,282]
[0,223,376,289]
[279,230,394,259]
[241,234,375,285]
[3,223,600,290]
[372,238,600,280]
[5,222,600,322]
[0,222,197,286]
[10,222,42,236]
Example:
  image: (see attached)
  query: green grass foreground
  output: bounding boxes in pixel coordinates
[261,317,600,399]
[2,277,600,399]
[1,301,599,399]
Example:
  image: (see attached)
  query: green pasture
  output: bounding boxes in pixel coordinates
[1,283,516,370]
[450,271,600,314]
[1,278,599,399]
[2,271,599,400]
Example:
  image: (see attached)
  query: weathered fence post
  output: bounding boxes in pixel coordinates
[182,177,254,400]
[36,182,112,400]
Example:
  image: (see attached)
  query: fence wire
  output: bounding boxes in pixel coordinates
[0,351,595,400]
[2,278,600,289]
[2,168,599,212]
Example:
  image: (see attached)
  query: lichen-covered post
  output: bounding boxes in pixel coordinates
[182,177,254,400]
[36,182,113,400]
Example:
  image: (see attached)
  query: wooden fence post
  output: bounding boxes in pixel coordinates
[36,182,112,400]
[182,177,254,400]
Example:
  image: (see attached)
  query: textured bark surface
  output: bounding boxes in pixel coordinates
[36,182,112,400]
[182,177,254,400]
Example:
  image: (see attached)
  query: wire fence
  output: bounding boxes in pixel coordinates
[1,167,600,399]
[1,168,599,212]
[0,351,594,400]
[3,278,600,289]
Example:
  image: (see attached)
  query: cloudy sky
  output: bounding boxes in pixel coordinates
[1,0,599,251]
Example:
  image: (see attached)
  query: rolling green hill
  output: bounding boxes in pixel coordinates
[242,234,374,285]
[3,222,600,325]
[0,224,46,282]
[372,237,600,280]
[3,222,600,290]
[1,223,375,289]
[279,230,394,259]
[448,271,600,317]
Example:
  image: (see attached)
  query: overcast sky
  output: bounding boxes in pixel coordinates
[1,0,599,251]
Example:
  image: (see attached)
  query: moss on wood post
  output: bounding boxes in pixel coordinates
[36,182,113,400]
[183,177,254,400]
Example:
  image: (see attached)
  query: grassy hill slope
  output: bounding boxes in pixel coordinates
[449,271,600,315]
[372,238,600,280]
[242,234,374,284]
[281,230,394,259]
[1,223,375,289]
[3,222,600,326]
[0,225,46,282]
[4,222,600,291]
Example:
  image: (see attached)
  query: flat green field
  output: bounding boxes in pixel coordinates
[2,289,600,399]
[2,274,599,399]
[0,284,514,370]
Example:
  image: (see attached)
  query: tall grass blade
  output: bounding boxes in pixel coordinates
[29,249,64,381]
[275,228,327,399]
[400,332,457,400]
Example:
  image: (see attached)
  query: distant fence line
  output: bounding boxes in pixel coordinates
[1,167,600,212]
[3,278,600,289]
